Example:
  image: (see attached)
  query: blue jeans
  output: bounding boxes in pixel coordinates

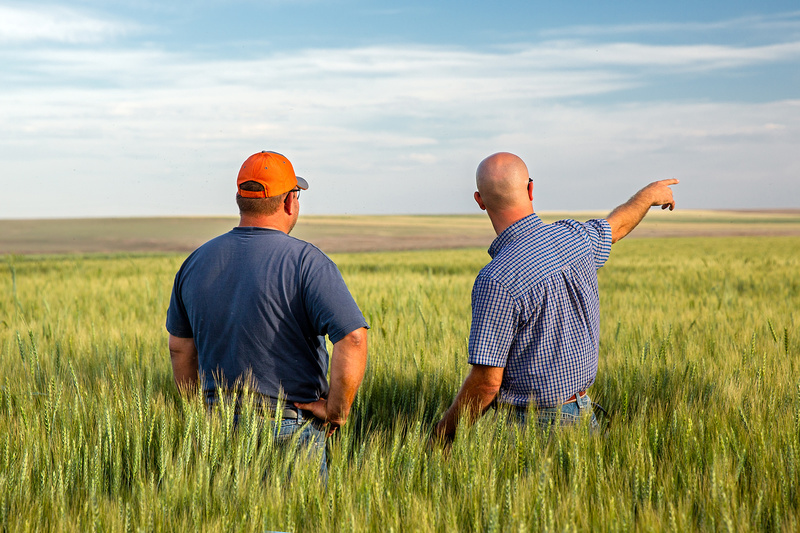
[272,416,328,480]
[505,392,599,431]
[206,397,328,480]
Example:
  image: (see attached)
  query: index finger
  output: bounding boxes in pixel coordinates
[658,178,679,186]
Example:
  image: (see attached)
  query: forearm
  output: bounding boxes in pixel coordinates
[168,334,199,393]
[326,328,368,427]
[606,179,679,243]
[606,192,652,244]
[435,365,503,439]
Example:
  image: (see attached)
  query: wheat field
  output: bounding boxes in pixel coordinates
[1,234,799,531]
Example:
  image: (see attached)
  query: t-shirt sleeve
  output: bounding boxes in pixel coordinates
[468,275,517,368]
[165,270,193,338]
[582,218,612,269]
[302,252,368,344]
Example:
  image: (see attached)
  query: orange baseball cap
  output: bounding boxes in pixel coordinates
[237,151,309,198]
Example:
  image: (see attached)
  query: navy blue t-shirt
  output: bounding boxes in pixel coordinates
[166,227,368,403]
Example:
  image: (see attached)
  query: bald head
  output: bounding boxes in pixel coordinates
[475,152,531,212]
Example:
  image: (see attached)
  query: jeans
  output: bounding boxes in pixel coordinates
[505,392,600,431]
[206,396,328,480]
[272,416,328,480]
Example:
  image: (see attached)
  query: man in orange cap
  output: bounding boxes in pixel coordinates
[166,151,368,476]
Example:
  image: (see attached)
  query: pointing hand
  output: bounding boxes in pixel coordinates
[643,179,679,210]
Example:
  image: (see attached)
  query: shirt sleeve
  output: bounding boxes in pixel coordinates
[165,269,193,338]
[301,251,369,344]
[467,274,518,368]
[582,218,612,269]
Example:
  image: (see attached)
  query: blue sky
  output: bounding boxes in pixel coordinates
[1,1,798,218]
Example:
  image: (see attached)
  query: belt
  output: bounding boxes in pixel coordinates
[497,390,588,411]
[562,390,587,404]
[204,391,306,420]
[269,404,304,420]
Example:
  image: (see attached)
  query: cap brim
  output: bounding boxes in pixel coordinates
[296,176,309,190]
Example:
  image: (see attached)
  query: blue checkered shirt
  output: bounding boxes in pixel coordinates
[468,214,612,408]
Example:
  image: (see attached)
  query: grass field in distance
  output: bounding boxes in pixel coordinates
[1,209,799,254]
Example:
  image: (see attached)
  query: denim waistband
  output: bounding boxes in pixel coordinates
[496,390,590,411]
[204,390,305,420]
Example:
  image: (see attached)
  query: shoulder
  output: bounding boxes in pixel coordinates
[272,235,347,285]
[474,263,515,300]
[474,269,510,296]
[548,218,598,247]
[232,228,334,264]
[550,218,611,266]
[551,218,610,238]
[176,231,232,269]
[186,229,240,255]
[282,235,336,267]
[550,218,588,236]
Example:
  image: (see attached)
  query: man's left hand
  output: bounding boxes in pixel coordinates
[294,398,338,436]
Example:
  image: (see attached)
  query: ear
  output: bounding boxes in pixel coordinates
[474,191,486,211]
[527,180,533,202]
[283,192,296,216]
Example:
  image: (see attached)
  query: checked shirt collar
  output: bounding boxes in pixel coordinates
[488,214,544,259]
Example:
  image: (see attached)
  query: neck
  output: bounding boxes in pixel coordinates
[487,206,534,235]
[238,214,289,233]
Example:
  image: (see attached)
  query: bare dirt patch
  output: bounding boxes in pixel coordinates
[2,211,799,255]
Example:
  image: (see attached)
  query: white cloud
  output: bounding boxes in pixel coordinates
[518,40,800,70]
[0,37,798,217]
[541,11,800,38]
[0,4,133,44]
[6,37,799,93]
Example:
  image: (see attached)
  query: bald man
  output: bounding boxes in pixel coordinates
[435,152,677,438]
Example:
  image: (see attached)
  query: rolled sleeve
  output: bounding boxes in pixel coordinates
[582,218,612,269]
[468,275,517,368]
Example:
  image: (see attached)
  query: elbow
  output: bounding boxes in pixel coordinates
[473,377,502,402]
[343,327,368,349]
[607,222,622,244]
[469,365,503,402]
[169,335,196,358]
[610,224,629,244]
[168,348,182,363]
[480,382,501,401]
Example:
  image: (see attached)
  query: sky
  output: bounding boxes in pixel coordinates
[0,1,798,218]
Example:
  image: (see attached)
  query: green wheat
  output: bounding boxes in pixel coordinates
[0,237,798,531]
